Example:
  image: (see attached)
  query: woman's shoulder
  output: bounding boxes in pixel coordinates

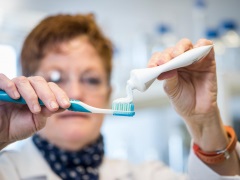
[0,137,59,180]
[0,137,38,160]
[0,138,34,179]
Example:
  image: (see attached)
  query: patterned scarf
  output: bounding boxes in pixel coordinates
[32,134,104,180]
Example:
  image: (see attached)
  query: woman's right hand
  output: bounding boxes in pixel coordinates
[0,73,71,149]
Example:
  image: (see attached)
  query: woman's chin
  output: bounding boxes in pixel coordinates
[61,127,90,141]
[57,127,99,150]
[41,114,103,150]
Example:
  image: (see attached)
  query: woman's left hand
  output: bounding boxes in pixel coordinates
[148,38,240,175]
[148,38,225,150]
[149,39,216,119]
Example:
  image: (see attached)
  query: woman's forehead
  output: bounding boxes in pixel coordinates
[39,44,106,74]
[48,36,95,55]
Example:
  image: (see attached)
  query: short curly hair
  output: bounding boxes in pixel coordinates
[21,13,113,82]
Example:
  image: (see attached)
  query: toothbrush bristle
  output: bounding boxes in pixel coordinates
[112,102,134,111]
[112,102,135,117]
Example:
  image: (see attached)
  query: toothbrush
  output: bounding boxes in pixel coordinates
[0,90,135,117]
[127,45,213,92]
[113,45,213,105]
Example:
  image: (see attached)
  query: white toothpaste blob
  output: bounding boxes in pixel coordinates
[113,84,133,104]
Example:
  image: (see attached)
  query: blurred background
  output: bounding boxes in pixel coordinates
[1,0,240,173]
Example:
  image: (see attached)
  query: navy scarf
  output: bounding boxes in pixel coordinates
[32,134,104,180]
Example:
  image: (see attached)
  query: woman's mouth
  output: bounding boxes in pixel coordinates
[57,111,90,120]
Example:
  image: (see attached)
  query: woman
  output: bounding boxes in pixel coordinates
[0,13,239,179]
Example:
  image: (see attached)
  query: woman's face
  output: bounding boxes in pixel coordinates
[36,37,110,151]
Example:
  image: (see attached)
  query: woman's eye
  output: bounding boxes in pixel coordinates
[82,77,102,85]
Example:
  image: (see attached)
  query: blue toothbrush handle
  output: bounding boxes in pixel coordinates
[0,90,89,113]
[0,90,44,105]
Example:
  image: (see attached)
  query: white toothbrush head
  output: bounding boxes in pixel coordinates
[112,102,135,116]
[112,97,135,116]
[111,84,135,116]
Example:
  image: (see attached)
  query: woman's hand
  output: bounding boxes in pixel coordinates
[148,38,240,175]
[0,74,70,149]
[148,38,221,144]
[150,39,218,117]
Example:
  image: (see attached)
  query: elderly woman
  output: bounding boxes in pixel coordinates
[0,13,239,179]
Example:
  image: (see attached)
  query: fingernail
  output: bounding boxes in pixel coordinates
[50,101,58,109]
[62,99,70,106]
[14,91,20,99]
[33,104,41,112]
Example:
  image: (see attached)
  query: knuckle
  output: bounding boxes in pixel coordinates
[48,81,59,88]
[16,76,29,85]
[6,81,15,90]
[151,52,162,61]
[31,96,39,103]
[48,82,67,97]
[30,76,46,83]
[152,52,161,57]
[196,38,205,44]
[180,38,191,43]
[197,38,212,45]
[28,94,39,103]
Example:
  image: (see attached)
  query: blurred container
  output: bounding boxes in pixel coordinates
[151,24,177,54]
[206,28,225,55]
[219,20,240,72]
[168,123,190,173]
[220,20,240,48]
[192,0,207,42]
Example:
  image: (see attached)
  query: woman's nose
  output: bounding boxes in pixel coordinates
[64,80,84,100]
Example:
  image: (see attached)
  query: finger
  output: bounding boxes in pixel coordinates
[194,39,215,62]
[12,76,42,114]
[171,38,193,58]
[194,38,213,48]
[48,82,70,109]
[148,47,174,68]
[148,47,176,80]
[28,76,60,112]
[0,73,20,99]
